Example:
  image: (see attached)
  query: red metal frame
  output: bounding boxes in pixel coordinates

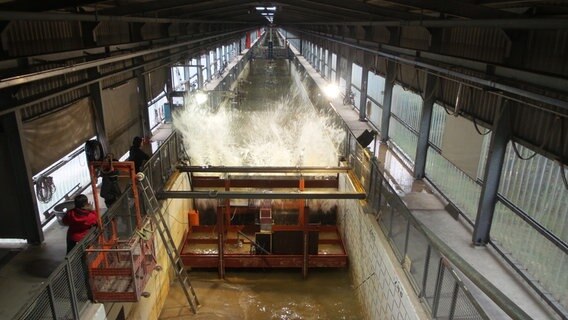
[84,159,157,302]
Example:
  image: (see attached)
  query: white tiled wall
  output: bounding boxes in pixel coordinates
[339,175,426,320]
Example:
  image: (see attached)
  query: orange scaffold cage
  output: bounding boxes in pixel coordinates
[85,155,158,302]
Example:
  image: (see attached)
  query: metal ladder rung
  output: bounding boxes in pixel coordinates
[137,175,200,313]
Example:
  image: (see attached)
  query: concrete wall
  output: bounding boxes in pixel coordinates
[338,174,427,320]
[104,172,191,320]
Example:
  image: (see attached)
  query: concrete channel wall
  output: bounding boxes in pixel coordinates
[291,52,426,319]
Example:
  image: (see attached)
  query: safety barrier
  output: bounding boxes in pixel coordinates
[15,131,182,319]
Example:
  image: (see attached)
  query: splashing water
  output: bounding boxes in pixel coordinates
[173,75,344,168]
[173,61,345,213]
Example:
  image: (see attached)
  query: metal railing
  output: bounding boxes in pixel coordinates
[16,131,182,320]
[290,51,525,319]
[344,132,530,320]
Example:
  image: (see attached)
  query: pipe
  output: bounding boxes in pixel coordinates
[158,191,366,199]
[177,165,352,173]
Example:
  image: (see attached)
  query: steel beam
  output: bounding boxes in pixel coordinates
[359,56,370,121]
[414,73,436,179]
[380,59,396,142]
[0,28,253,90]
[286,18,568,30]
[158,191,366,199]
[177,165,352,173]
[293,29,568,111]
[0,10,253,25]
[473,99,511,245]
[0,32,237,116]
[366,0,516,19]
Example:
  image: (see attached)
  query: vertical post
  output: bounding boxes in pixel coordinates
[299,37,303,55]
[47,284,59,319]
[299,177,309,278]
[65,258,80,319]
[217,205,225,279]
[473,99,511,245]
[82,21,110,152]
[344,53,353,98]
[432,258,446,317]
[449,283,460,319]
[421,245,432,298]
[327,47,333,81]
[205,51,211,82]
[165,67,173,106]
[245,31,251,49]
[136,71,151,137]
[1,111,43,243]
[359,59,369,121]
[380,60,396,142]
[197,63,204,89]
[335,53,342,84]
[414,74,437,179]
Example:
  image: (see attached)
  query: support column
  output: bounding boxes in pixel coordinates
[473,99,512,245]
[327,47,333,80]
[1,112,43,243]
[359,56,370,121]
[205,51,211,82]
[82,21,110,153]
[380,60,396,142]
[344,53,353,98]
[335,53,342,84]
[165,67,174,106]
[299,37,303,55]
[130,22,150,136]
[0,21,12,58]
[414,74,437,179]
[197,64,204,89]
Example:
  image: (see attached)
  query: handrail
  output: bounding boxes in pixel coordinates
[359,138,531,319]
[291,51,531,319]
[15,130,182,320]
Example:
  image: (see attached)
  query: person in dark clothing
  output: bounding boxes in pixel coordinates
[62,194,98,254]
[128,136,150,172]
[100,168,121,208]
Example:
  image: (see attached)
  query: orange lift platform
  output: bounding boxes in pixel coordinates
[83,156,158,302]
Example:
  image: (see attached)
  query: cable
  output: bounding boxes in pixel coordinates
[560,162,568,190]
[414,68,423,94]
[36,176,56,203]
[511,141,538,160]
[472,117,491,136]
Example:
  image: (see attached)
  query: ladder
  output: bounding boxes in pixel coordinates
[137,173,200,314]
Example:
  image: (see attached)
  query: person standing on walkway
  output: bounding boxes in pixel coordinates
[62,194,98,254]
[128,136,150,173]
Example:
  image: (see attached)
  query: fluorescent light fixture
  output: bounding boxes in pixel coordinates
[266,6,276,11]
[323,83,340,99]
[255,6,265,10]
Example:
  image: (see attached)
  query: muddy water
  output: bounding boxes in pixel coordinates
[160,270,364,320]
